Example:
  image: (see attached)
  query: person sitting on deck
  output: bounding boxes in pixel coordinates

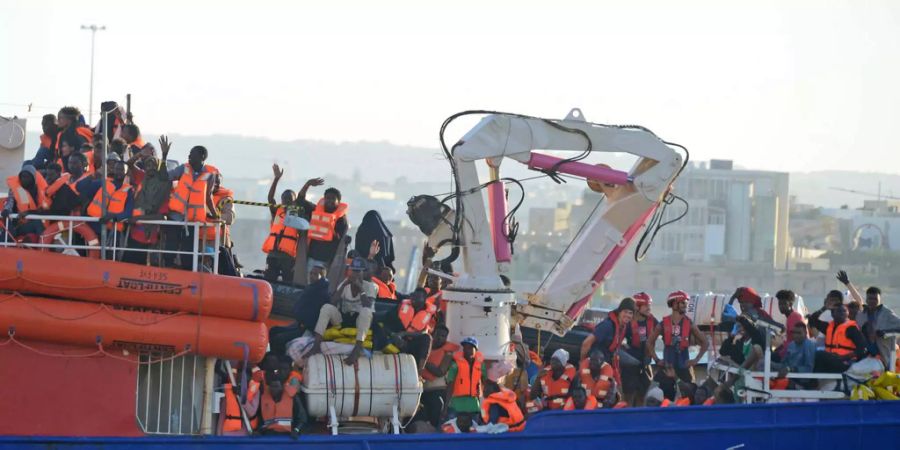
[2,164,49,242]
[530,348,576,411]
[809,303,867,373]
[563,385,598,411]
[578,349,616,407]
[247,367,307,438]
[309,257,376,366]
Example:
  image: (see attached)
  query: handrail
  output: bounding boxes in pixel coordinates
[2,213,221,273]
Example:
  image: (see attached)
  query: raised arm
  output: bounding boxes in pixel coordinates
[267,164,284,220]
[297,177,324,203]
[836,270,864,305]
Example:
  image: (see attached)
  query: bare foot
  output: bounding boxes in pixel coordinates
[344,342,363,366]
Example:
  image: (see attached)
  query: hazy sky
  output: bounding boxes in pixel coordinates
[2,0,899,174]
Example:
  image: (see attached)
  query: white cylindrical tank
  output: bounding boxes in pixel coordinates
[687,292,809,327]
[302,353,422,418]
[686,292,730,326]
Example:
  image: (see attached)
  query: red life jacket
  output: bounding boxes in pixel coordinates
[662,315,692,351]
[607,311,627,353]
[629,315,658,349]
[675,398,691,406]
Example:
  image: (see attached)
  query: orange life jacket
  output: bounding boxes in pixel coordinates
[702,397,715,406]
[563,395,599,411]
[398,297,437,333]
[660,398,672,407]
[308,199,347,242]
[55,127,94,151]
[87,180,131,230]
[372,277,397,300]
[259,386,295,433]
[169,164,214,222]
[7,172,49,213]
[579,358,614,401]
[452,351,484,398]
[222,380,260,432]
[662,315,692,350]
[539,364,576,410]
[203,187,233,243]
[421,341,459,382]
[675,397,691,406]
[46,173,71,198]
[825,320,859,357]
[481,388,525,431]
[613,401,628,409]
[262,207,301,258]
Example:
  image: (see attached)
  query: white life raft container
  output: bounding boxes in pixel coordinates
[687,292,809,327]
[302,353,422,419]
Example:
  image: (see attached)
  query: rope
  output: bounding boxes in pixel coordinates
[0,291,191,325]
[1,330,192,364]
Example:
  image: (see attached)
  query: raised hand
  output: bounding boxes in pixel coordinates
[368,240,381,259]
[158,135,172,161]
[836,270,850,286]
[305,177,325,187]
[272,164,284,180]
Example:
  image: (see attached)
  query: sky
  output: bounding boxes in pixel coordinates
[2,0,899,175]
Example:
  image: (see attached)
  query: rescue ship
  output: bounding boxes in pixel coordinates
[0,110,897,449]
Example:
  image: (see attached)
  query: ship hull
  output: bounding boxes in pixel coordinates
[1,400,897,449]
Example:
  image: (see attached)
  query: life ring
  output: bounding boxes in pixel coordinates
[40,220,100,258]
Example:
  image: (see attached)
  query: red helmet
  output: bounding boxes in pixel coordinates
[667,290,690,307]
[633,292,653,307]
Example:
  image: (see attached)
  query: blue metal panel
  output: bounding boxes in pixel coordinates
[1,401,897,450]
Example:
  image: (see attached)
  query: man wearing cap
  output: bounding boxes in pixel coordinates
[621,292,657,406]
[531,348,577,411]
[443,336,487,420]
[646,290,708,401]
[311,256,377,365]
[580,297,636,364]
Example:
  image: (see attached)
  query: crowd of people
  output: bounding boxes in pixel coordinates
[2,103,238,271]
[5,103,900,437]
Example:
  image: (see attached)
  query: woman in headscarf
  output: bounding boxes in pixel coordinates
[354,210,395,270]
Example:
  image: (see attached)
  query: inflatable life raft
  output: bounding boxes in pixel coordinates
[0,247,272,321]
[0,248,270,362]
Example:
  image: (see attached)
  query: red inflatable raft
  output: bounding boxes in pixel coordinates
[0,293,268,362]
[0,247,272,322]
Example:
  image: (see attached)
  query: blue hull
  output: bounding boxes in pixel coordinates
[3,401,898,450]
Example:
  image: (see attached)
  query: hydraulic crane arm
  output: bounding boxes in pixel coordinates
[445,109,684,337]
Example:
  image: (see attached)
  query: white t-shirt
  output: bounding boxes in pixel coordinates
[339,280,377,315]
